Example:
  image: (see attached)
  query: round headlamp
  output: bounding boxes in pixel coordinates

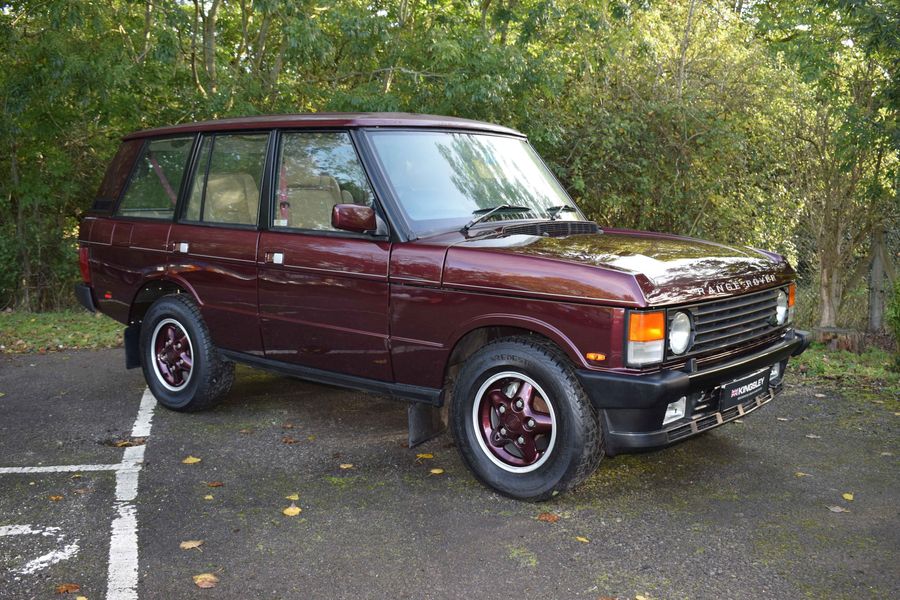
[775,290,789,325]
[669,311,692,355]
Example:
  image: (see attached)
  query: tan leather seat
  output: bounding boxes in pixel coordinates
[282,174,343,230]
[205,172,259,224]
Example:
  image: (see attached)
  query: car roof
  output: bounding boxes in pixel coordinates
[123,112,524,140]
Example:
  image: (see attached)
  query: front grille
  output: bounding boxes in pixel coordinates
[666,389,773,442]
[501,221,600,237]
[668,287,783,359]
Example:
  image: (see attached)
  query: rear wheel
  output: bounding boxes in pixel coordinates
[450,337,604,501]
[140,295,233,411]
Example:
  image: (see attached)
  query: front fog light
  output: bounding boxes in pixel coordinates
[769,362,782,383]
[663,396,687,426]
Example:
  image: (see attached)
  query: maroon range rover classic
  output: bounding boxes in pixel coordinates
[76,113,809,500]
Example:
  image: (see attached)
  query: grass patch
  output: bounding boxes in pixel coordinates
[0,309,121,353]
[793,343,899,408]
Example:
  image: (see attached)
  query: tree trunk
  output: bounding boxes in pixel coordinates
[868,228,886,332]
[11,141,30,310]
[819,259,839,328]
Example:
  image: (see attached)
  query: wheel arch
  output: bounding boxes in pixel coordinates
[442,317,585,398]
[128,277,200,327]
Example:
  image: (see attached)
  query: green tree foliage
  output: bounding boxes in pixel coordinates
[0,0,896,332]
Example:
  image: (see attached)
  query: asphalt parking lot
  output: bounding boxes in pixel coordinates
[1,349,897,599]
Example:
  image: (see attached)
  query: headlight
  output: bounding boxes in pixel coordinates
[775,290,789,325]
[668,311,692,355]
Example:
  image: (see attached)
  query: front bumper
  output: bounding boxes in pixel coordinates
[577,329,810,455]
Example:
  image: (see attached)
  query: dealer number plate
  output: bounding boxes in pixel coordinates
[720,368,770,411]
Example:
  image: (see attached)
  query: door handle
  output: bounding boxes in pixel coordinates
[265,251,284,265]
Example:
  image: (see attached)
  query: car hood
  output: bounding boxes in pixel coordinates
[442,229,794,306]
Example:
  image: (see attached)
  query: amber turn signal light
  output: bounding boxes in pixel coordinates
[628,311,665,342]
[788,283,796,307]
[585,352,606,362]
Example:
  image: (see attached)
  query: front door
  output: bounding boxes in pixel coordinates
[168,132,270,355]
[258,131,392,381]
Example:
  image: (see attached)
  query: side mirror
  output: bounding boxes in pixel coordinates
[331,204,376,234]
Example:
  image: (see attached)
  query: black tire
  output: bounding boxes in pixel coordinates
[450,336,604,501]
[139,294,234,412]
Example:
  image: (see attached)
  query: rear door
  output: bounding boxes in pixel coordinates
[257,131,392,380]
[168,132,270,355]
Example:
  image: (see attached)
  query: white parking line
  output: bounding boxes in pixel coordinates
[0,524,79,575]
[0,387,157,599]
[107,387,157,600]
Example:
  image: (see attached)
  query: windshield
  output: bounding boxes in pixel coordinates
[366,130,581,235]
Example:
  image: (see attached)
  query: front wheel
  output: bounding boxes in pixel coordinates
[140,294,234,411]
[450,337,604,501]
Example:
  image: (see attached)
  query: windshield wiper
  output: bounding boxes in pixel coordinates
[461,204,532,234]
[546,205,577,220]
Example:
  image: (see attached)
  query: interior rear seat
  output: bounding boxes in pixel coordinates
[205,172,259,224]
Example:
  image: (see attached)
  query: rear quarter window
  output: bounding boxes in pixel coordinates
[116,136,195,219]
[92,139,143,212]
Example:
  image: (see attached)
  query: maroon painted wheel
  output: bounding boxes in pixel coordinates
[472,371,557,473]
[150,318,194,391]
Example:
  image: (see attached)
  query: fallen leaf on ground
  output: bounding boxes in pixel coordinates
[192,573,219,589]
[827,505,850,513]
[794,472,811,478]
[73,488,90,495]
[307,435,316,441]
[55,583,81,594]
[635,595,651,600]
[75,596,88,600]
[282,422,295,429]
[179,540,204,550]
[49,495,63,502]
[842,492,854,501]
[814,393,826,398]
[881,452,894,456]
[0,392,5,398]
[182,455,202,464]
[805,434,821,439]
[339,463,354,470]
[70,473,82,479]
[238,429,253,434]
[537,512,560,523]
[429,468,444,475]
[733,419,743,424]
[282,436,299,444]
[206,481,224,488]
[285,493,300,501]
[776,417,789,422]
[416,453,434,460]
[283,503,302,517]
[203,494,214,500]
[575,536,590,543]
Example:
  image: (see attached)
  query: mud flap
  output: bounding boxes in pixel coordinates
[124,324,141,369]
[408,402,446,448]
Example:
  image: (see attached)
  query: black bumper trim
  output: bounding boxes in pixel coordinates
[576,329,809,410]
[74,284,96,313]
[606,388,777,453]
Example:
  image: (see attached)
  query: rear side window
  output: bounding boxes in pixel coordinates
[117,136,194,219]
[183,133,268,226]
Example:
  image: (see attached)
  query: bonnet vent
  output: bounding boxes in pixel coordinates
[501,221,601,237]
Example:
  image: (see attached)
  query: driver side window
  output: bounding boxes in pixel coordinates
[273,132,374,231]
